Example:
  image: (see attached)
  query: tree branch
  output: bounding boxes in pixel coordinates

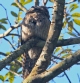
[3,37,16,50]
[0,23,21,38]
[0,38,39,70]
[28,0,65,77]
[40,50,80,82]
[5,67,21,77]
[34,0,39,6]
[0,36,80,71]
[0,52,7,56]
[42,0,48,6]
[37,37,80,48]
[64,71,71,83]
[8,33,20,37]
[21,50,80,83]
[65,0,77,4]
[0,4,11,26]
[15,0,27,13]
[57,37,80,46]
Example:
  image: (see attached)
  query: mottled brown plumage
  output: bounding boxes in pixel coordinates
[21,6,50,79]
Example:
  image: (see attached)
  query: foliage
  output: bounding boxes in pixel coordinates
[0,0,80,83]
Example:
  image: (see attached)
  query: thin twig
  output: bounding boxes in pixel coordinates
[0,52,7,56]
[15,0,27,13]
[77,73,80,83]
[52,55,64,60]
[0,38,39,70]
[0,51,22,67]
[57,73,64,77]
[14,60,22,66]
[54,61,71,83]
[5,67,21,77]
[3,37,16,50]
[0,23,21,38]
[0,4,11,26]
[40,50,80,82]
[64,71,72,83]
[76,62,80,65]
[72,27,80,36]
[65,0,77,4]
[8,33,20,37]
[42,0,48,6]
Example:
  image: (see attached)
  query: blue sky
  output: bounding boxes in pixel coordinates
[0,0,80,83]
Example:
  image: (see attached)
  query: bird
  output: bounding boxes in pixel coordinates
[21,6,50,79]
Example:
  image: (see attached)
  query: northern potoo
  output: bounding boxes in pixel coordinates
[21,6,50,79]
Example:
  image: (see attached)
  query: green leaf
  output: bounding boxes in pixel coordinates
[17,56,22,61]
[0,24,6,30]
[11,3,23,11]
[9,77,14,83]
[72,13,80,17]
[67,32,77,37]
[20,0,25,3]
[10,62,20,72]
[8,72,14,83]
[63,20,67,28]
[54,47,62,54]
[62,54,71,58]
[0,18,7,20]
[58,35,63,40]
[11,11,18,17]
[68,21,73,32]
[16,11,23,22]
[49,0,54,2]
[23,0,32,5]
[60,49,72,54]
[11,3,18,7]
[70,4,78,12]
[4,73,9,81]
[0,75,4,81]
[18,11,22,15]
[0,18,8,24]
[68,26,73,32]
[73,19,80,25]
[6,52,11,55]
[17,17,23,22]
[20,0,25,5]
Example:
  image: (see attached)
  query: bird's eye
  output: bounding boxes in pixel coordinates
[39,19,42,22]
[31,20,36,25]
[29,19,36,25]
